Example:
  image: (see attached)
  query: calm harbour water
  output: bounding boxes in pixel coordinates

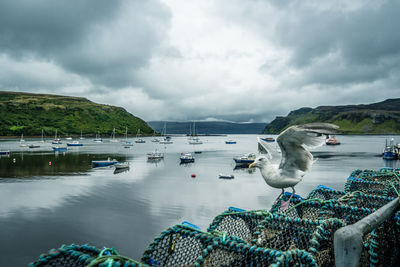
[0,134,399,266]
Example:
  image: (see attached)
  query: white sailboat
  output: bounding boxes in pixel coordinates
[123,127,133,147]
[19,133,27,147]
[151,130,160,142]
[52,130,62,144]
[188,121,203,145]
[94,131,103,143]
[40,129,45,143]
[159,122,173,144]
[135,129,146,143]
[110,128,119,143]
[79,130,85,140]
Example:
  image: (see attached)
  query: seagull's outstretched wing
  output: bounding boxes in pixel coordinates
[277,123,339,177]
[257,137,281,160]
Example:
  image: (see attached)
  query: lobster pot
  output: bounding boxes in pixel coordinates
[345,177,399,198]
[365,215,400,267]
[271,197,376,225]
[30,244,99,267]
[207,209,272,243]
[349,168,400,183]
[308,186,394,209]
[141,225,318,266]
[252,214,345,267]
[307,186,346,201]
[30,244,146,267]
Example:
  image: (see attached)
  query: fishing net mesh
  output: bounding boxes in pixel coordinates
[30,168,400,266]
[30,244,146,267]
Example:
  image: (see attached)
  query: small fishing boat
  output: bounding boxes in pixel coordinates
[225,140,236,144]
[52,146,67,152]
[93,131,103,143]
[180,153,195,163]
[67,141,83,147]
[29,144,40,148]
[326,136,341,145]
[261,137,275,142]
[147,150,164,160]
[114,162,130,170]
[234,153,256,167]
[382,139,399,160]
[219,174,234,179]
[92,158,119,168]
[135,129,146,143]
[159,138,173,144]
[189,137,203,145]
[0,150,10,156]
[52,130,62,144]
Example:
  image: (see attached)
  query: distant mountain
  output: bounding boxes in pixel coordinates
[147,121,266,134]
[0,91,153,137]
[263,98,400,134]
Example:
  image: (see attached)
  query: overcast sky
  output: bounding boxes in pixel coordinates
[1,0,400,122]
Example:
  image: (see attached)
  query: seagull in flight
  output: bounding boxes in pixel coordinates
[249,123,339,210]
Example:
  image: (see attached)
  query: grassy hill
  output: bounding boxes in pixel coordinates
[0,91,153,137]
[263,98,400,134]
[147,121,266,134]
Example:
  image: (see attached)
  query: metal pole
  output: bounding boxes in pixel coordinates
[334,197,399,267]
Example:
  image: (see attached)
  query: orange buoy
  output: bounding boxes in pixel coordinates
[191,174,196,178]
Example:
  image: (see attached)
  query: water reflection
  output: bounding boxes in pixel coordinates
[0,152,130,178]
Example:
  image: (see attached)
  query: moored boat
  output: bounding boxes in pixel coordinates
[29,144,40,148]
[234,153,256,167]
[92,158,119,167]
[67,141,83,147]
[0,150,10,156]
[180,153,195,163]
[219,174,234,179]
[147,150,164,160]
[382,138,399,160]
[114,162,130,170]
[326,136,341,145]
[261,137,275,142]
[52,146,67,152]
[225,140,236,144]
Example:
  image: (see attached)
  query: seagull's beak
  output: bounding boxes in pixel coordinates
[249,162,255,168]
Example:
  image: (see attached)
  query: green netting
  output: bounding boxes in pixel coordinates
[141,224,317,266]
[207,209,272,243]
[306,187,394,210]
[30,244,146,267]
[253,214,345,267]
[345,177,399,198]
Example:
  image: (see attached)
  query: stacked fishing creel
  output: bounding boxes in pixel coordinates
[207,207,273,243]
[343,168,400,266]
[252,214,344,266]
[30,244,147,267]
[141,223,318,266]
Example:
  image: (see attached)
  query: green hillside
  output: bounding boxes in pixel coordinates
[263,98,400,134]
[0,91,153,137]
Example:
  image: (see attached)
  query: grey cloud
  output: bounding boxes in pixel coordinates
[0,0,171,88]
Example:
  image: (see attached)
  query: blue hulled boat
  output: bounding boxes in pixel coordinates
[180,153,194,163]
[92,158,119,168]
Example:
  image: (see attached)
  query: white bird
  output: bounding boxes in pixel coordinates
[249,123,339,210]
